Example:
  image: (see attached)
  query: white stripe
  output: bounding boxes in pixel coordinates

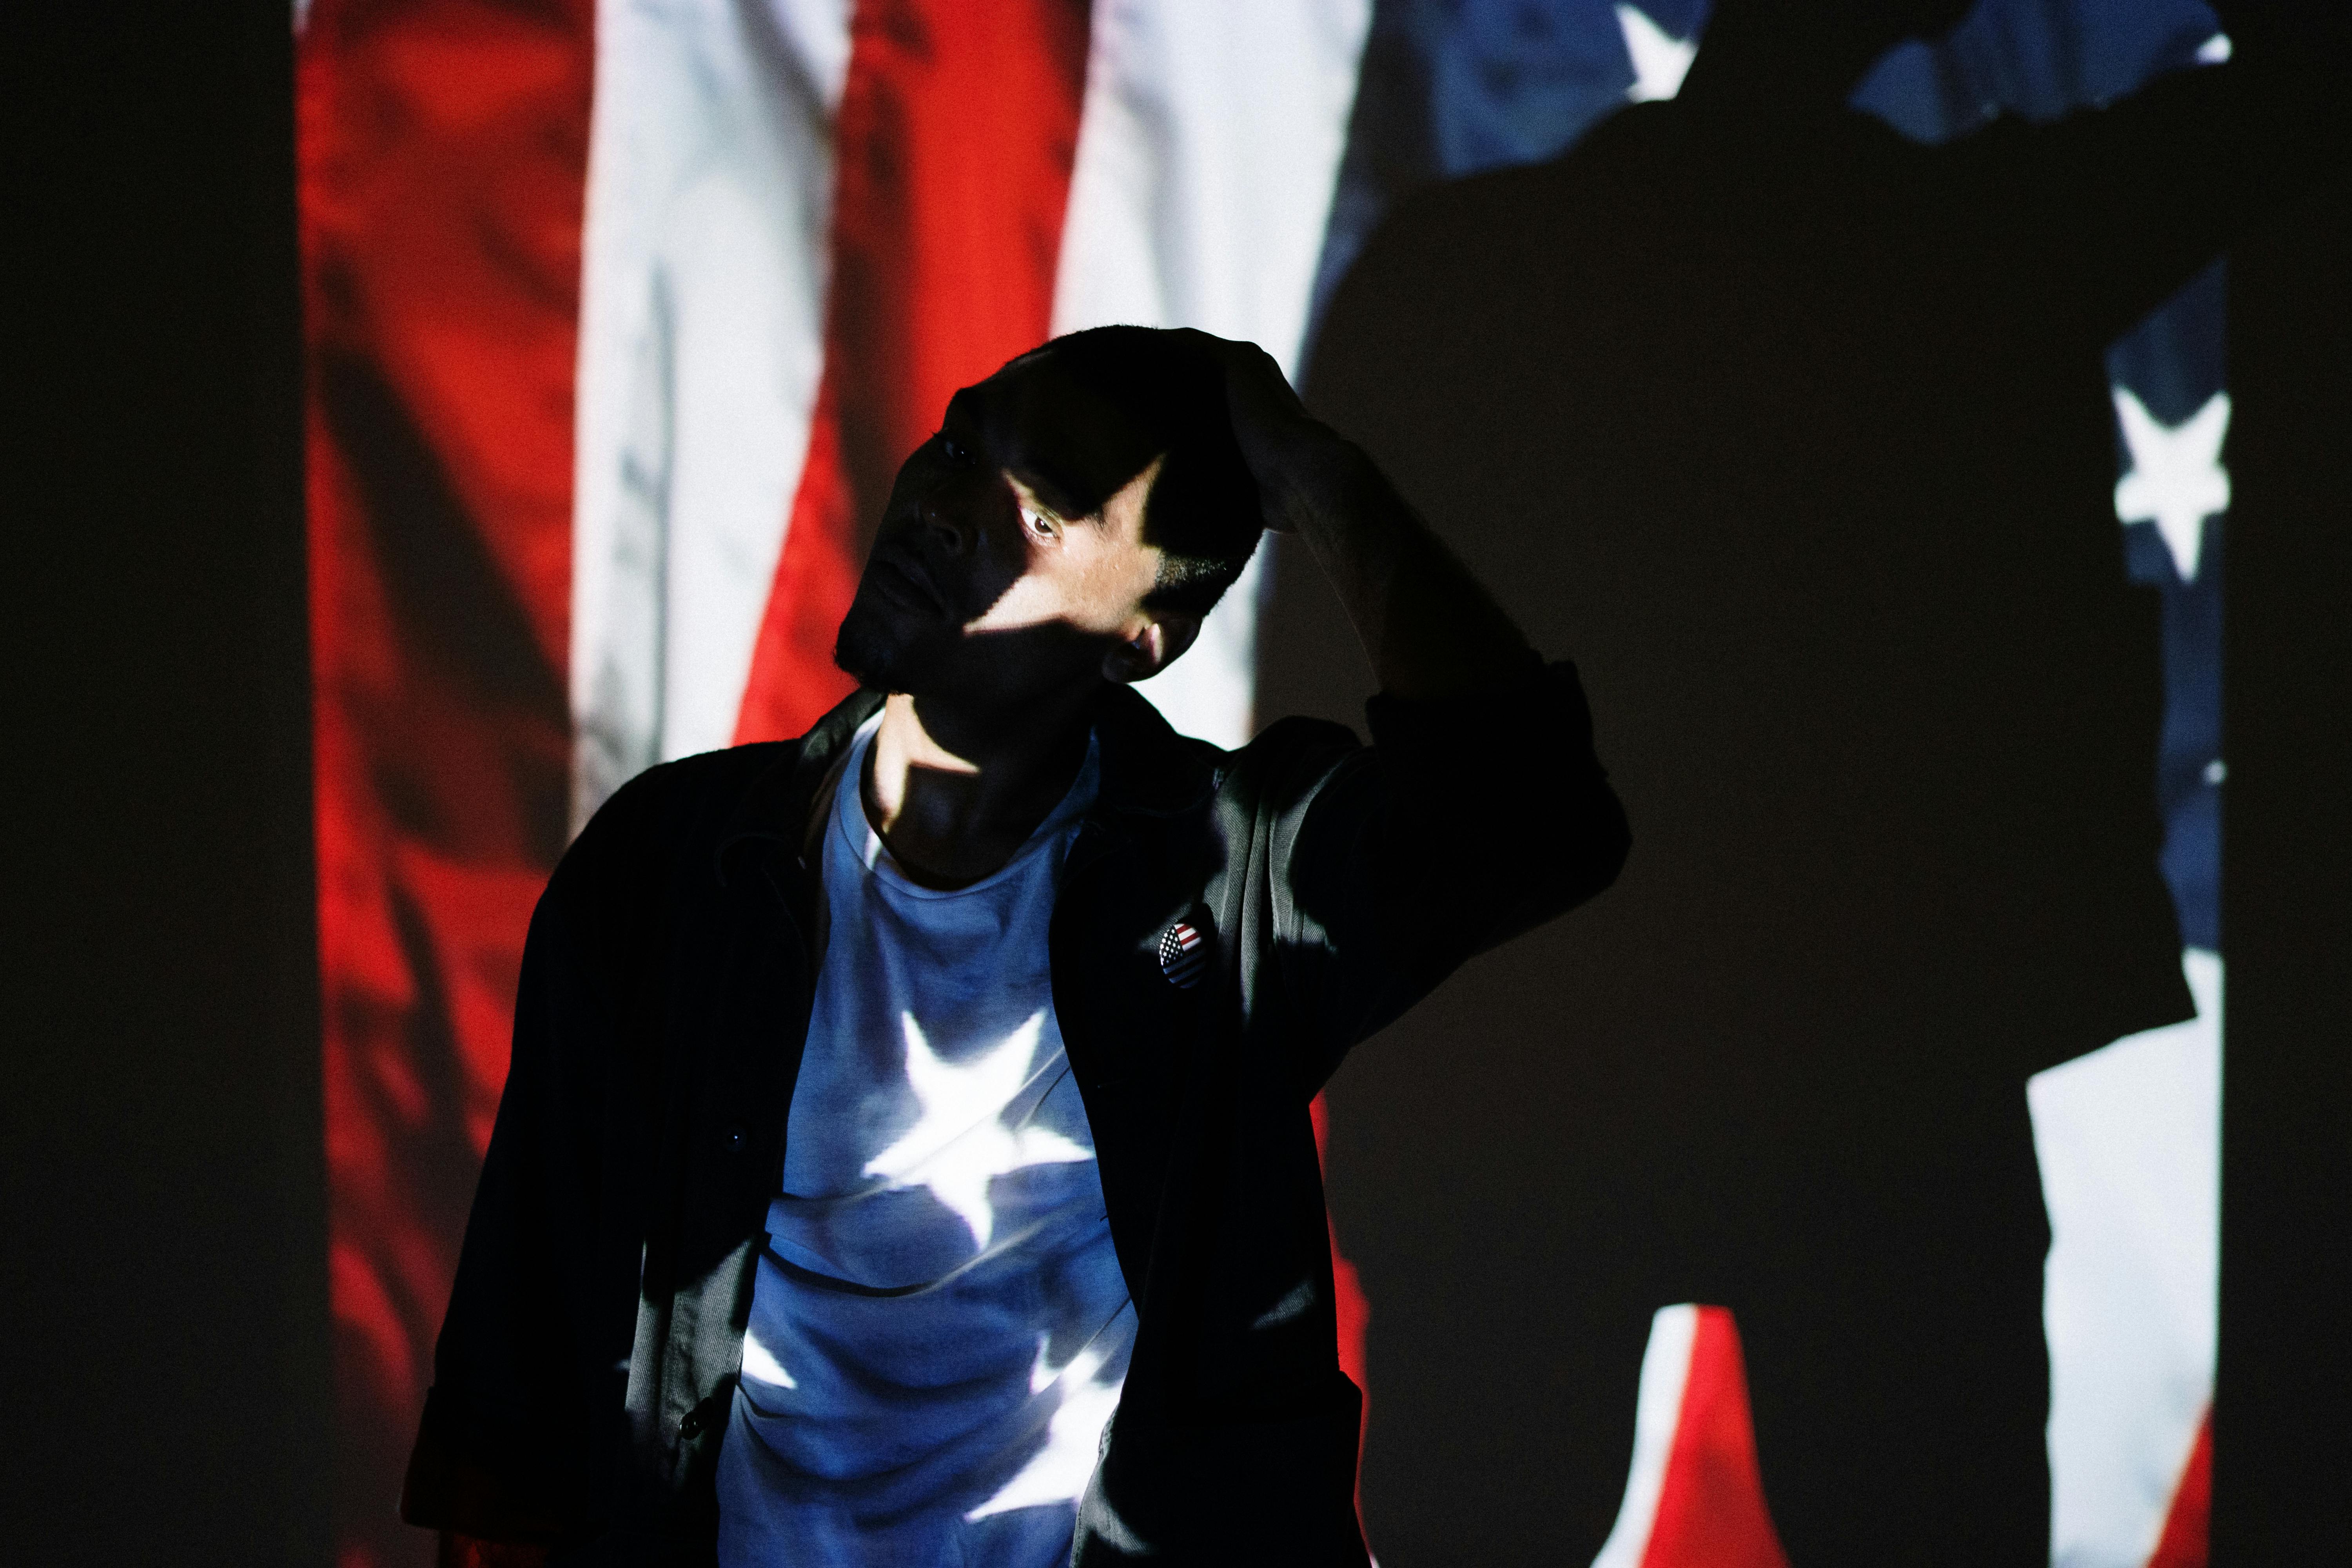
[570,0,851,825]
[1052,0,1372,749]
[2030,949,2220,1568]
[1591,1303,1702,1568]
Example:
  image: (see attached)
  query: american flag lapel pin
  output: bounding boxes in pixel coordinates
[1157,917,1208,989]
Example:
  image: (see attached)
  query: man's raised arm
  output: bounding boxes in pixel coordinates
[1183,334,1627,1086]
[1191,333,1535,702]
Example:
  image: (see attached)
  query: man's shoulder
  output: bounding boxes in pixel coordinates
[1238,712,1362,764]
[1220,712,1368,815]
[569,739,804,880]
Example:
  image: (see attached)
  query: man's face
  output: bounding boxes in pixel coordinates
[835,354,1174,701]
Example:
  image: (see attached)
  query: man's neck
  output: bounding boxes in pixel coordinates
[860,686,1096,890]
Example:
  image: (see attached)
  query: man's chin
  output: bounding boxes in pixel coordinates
[833,607,930,692]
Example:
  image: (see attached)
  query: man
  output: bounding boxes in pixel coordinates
[1283,1,2349,1561]
[400,325,1628,1565]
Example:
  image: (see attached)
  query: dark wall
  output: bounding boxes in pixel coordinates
[3,6,327,1566]
[2215,180,2352,1564]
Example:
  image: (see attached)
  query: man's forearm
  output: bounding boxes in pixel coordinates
[1273,437,1534,702]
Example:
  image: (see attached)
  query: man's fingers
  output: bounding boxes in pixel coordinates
[1204,338,1310,429]
[1175,328,1290,402]
[1171,328,1318,532]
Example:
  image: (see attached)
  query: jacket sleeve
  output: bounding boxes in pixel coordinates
[400,768,671,1544]
[1267,656,1630,1094]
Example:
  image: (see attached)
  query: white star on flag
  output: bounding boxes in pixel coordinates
[1617,5,1698,102]
[966,1337,1125,1520]
[2113,387,2230,583]
[863,1010,1094,1250]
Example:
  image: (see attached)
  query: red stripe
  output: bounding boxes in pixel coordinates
[1644,1307,1791,1568]
[1311,1093,1374,1526]
[2145,1406,2212,1568]
[733,1,1092,743]
[298,3,592,1564]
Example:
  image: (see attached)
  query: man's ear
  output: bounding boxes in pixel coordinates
[1101,615,1200,684]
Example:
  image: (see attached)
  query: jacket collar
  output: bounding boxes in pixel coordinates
[716,679,1220,886]
[1087,681,1221,820]
[717,686,885,887]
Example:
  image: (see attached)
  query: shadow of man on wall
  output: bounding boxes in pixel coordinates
[1271,0,2350,1561]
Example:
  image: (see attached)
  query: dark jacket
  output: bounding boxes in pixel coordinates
[401,658,1627,1565]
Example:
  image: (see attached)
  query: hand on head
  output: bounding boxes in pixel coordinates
[1171,328,1357,536]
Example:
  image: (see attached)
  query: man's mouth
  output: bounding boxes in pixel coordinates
[869,553,948,617]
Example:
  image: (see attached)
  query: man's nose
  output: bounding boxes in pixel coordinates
[920,488,969,557]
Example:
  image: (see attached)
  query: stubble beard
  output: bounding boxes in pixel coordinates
[833,597,947,694]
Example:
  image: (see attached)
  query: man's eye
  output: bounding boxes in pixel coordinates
[940,436,968,463]
[1021,506,1054,538]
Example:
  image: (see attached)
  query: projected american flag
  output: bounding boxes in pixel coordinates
[298,2,2227,1564]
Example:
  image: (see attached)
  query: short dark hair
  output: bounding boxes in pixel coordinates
[995,325,1263,618]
